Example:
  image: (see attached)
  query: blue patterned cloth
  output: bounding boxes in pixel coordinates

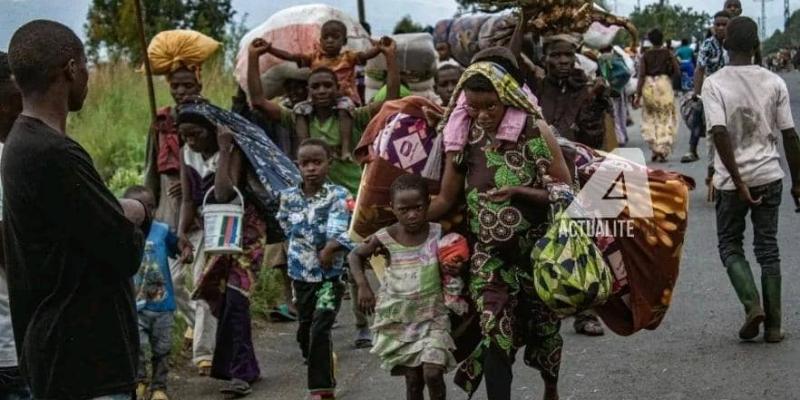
[176,101,301,212]
[697,36,728,75]
[277,183,354,282]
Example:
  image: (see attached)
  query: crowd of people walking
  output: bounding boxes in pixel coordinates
[0,1,799,400]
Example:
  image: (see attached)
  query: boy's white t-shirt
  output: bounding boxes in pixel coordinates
[702,65,794,190]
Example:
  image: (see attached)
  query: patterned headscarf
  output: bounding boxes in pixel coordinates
[439,61,542,133]
[176,101,301,211]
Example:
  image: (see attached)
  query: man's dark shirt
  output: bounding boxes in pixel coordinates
[1,115,144,399]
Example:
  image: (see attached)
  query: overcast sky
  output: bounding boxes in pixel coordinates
[0,0,792,50]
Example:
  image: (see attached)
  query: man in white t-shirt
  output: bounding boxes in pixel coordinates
[0,50,30,399]
[703,17,800,344]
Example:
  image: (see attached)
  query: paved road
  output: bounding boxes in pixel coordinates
[170,73,800,400]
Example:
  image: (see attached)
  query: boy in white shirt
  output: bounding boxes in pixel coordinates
[703,16,800,343]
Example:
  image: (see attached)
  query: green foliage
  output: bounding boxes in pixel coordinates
[225,12,250,66]
[250,268,288,318]
[393,15,425,34]
[629,4,710,43]
[763,10,800,54]
[85,0,235,63]
[185,0,235,41]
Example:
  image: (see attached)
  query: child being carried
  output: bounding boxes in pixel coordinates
[259,20,388,160]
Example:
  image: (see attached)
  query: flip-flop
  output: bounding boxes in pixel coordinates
[219,379,252,397]
[575,320,605,336]
[268,304,297,322]
[680,152,699,163]
[354,328,373,348]
[197,360,212,376]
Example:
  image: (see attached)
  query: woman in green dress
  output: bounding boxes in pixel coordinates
[428,61,572,400]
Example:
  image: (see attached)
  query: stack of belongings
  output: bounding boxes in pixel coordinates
[433,14,519,68]
[569,143,694,335]
[476,0,638,46]
[351,96,464,245]
[365,33,440,104]
[233,4,372,100]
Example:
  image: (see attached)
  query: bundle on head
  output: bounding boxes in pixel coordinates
[481,0,639,48]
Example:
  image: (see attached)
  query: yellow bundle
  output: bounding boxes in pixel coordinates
[147,30,220,76]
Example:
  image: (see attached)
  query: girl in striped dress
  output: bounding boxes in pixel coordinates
[348,174,459,400]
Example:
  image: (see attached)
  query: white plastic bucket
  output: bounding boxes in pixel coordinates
[202,186,244,255]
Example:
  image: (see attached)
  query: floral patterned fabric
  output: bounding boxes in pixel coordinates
[453,121,564,397]
[697,36,727,75]
[370,223,457,373]
[641,75,678,157]
[276,183,355,283]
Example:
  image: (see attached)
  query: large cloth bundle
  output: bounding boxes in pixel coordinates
[532,209,613,317]
[446,16,490,67]
[233,4,371,98]
[583,22,621,49]
[148,30,220,75]
[436,14,541,68]
[473,1,639,49]
[572,149,694,335]
[434,19,453,46]
[350,97,465,241]
[598,47,633,93]
[365,33,439,103]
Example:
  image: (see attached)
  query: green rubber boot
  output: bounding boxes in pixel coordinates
[725,257,765,340]
[762,275,784,343]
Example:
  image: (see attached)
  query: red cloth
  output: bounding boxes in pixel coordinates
[438,233,469,264]
[154,106,182,174]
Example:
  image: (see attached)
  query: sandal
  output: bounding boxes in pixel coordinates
[197,360,212,376]
[268,304,297,322]
[219,378,252,397]
[150,389,169,400]
[354,327,373,349]
[136,383,148,400]
[680,152,699,163]
[182,327,193,352]
[574,319,605,336]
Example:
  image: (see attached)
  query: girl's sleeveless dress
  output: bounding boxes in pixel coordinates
[370,223,457,374]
